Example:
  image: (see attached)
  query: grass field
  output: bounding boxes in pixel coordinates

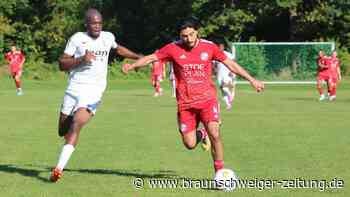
[0,77,349,197]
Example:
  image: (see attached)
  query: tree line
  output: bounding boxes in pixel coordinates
[1,0,349,76]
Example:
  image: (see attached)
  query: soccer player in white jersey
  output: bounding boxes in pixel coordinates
[50,8,142,182]
[214,42,237,110]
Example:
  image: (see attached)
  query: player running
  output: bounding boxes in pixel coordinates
[122,19,264,175]
[151,58,165,97]
[214,42,237,110]
[316,50,333,101]
[4,46,25,96]
[328,51,341,101]
[50,8,142,182]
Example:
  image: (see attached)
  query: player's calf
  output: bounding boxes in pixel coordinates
[58,114,73,137]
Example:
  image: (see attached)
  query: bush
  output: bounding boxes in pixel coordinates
[22,59,62,80]
[337,47,350,76]
[108,59,151,80]
[235,45,267,77]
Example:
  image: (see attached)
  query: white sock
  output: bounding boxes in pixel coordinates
[223,95,230,106]
[172,80,176,97]
[231,91,235,102]
[56,144,75,170]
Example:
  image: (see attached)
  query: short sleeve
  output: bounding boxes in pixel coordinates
[155,43,173,62]
[109,33,118,49]
[212,44,227,62]
[64,35,78,56]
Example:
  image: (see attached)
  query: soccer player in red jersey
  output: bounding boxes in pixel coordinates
[151,59,165,97]
[122,19,264,175]
[328,51,341,101]
[316,50,333,101]
[4,46,25,96]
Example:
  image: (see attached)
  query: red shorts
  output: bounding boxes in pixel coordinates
[317,74,337,84]
[152,74,163,84]
[177,99,220,133]
[10,69,22,77]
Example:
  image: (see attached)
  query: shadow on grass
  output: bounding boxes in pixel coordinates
[0,164,182,183]
[0,164,223,191]
[0,164,51,183]
[63,168,179,179]
[285,97,318,102]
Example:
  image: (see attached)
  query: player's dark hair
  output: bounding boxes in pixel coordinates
[177,18,200,32]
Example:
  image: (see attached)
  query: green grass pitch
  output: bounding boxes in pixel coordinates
[0,78,349,197]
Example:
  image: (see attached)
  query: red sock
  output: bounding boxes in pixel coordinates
[330,87,336,96]
[15,80,21,89]
[214,160,224,172]
[155,83,161,93]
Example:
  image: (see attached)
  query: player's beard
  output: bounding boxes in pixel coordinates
[184,38,198,50]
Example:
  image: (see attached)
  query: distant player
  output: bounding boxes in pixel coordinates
[4,46,25,96]
[168,61,176,97]
[316,50,333,101]
[122,19,264,175]
[50,8,142,182]
[328,51,341,101]
[214,42,236,110]
[151,58,165,97]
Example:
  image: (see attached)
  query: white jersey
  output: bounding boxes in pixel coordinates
[216,51,236,78]
[64,31,118,92]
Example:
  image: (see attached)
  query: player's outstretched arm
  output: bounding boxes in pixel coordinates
[223,58,264,92]
[116,45,143,60]
[58,51,95,71]
[337,67,342,81]
[122,54,158,74]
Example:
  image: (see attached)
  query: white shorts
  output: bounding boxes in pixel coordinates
[217,75,236,87]
[60,90,103,115]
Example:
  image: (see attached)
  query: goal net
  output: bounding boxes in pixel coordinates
[230,42,335,84]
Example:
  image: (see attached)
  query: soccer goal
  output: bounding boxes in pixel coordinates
[230,42,335,84]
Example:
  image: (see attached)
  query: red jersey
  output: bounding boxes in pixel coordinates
[317,56,332,76]
[152,60,164,76]
[5,51,25,72]
[155,39,227,109]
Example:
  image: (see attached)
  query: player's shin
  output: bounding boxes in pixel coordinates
[206,123,224,172]
[15,79,21,89]
[56,144,75,170]
[317,83,324,95]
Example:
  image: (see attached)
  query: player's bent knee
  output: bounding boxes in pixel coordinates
[183,142,196,150]
[73,108,93,125]
[181,132,197,150]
